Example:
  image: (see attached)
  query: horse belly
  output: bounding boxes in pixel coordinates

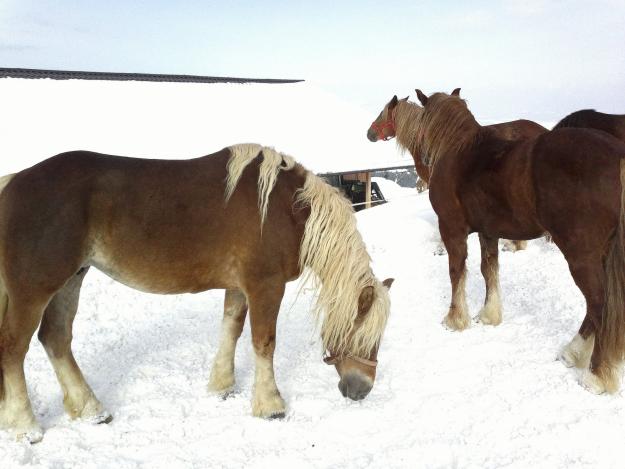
[88,242,239,295]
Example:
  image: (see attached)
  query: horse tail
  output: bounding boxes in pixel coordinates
[597,158,625,391]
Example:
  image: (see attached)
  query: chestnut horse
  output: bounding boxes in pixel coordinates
[0,144,392,442]
[554,109,625,142]
[409,89,625,394]
[367,92,547,252]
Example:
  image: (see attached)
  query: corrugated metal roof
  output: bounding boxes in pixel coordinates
[0,67,303,85]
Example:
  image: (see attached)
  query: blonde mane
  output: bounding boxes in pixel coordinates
[414,93,480,168]
[295,175,390,357]
[224,143,390,357]
[225,143,295,225]
[393,100,424,159]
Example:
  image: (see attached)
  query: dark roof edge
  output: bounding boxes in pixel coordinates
[319,165,415,176]
[0,67,304,84]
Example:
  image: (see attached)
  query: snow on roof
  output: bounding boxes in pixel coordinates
[0,78,412,175]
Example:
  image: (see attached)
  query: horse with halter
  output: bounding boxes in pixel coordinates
[381,89,625,394]
[0,144,393,442]
[366,90,547,252]
[554,109,625,143]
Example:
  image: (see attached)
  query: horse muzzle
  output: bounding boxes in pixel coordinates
[338,373,373,401]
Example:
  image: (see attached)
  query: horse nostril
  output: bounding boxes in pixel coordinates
[367,130,377,142]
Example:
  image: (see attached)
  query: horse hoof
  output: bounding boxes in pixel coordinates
[208,385,234,400]
[442,315,471,331]
[580,370,606,394]
[268,412,286,420]
[16,427,44,444]
[98,413,114,425]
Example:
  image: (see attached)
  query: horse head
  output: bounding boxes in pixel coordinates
[323,278,394,401]
[367,95,409,142]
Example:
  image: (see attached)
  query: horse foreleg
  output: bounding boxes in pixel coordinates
[247,281,286,418]
[208,289,248,396]
[38,268,111,424]
[440,226,471,331]
[477,234,503,326]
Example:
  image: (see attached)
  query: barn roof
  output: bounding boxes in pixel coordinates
[0,67,303,85]
[0,69,412,175]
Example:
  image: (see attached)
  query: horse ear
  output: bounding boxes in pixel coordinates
[415,89,428,105]
[358,286,375,315]
[401,96,409,102]
[451,87,461,97]
[389,95,399,107]
[382,278,394,290]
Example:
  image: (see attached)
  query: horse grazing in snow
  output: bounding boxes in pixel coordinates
[407,89,625,394]
[367,91,547,253]
[554,109,625,142]
[0,144,393,442]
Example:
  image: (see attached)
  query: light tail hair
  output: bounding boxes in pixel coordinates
[225,144,295,226]
[597,159,625,390]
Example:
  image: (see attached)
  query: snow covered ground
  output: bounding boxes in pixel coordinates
[1,186,624,468]
[1,78,624,468]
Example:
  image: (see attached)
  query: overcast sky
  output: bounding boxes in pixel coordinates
[1,0,624,122]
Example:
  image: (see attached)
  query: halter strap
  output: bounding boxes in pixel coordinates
[370,108,395,141]
[323,353,378,368]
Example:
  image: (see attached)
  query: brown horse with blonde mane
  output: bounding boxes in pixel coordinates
[396,89,624,394]
[0,144,393,442]
[367,91,547,253]
[554,109,625,142]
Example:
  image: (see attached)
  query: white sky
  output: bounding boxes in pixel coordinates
[1,0,624,122]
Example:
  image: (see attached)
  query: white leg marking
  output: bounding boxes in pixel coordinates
[0,363,42,443]
[443,269,471,331]
[559,334,594,369]
[49,356,109,422]
[251,355,285,418]
[208,302,244,396]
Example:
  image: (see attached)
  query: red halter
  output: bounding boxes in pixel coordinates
[370,108,396,141]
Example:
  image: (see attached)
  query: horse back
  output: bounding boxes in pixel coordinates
[532,128,625,240]
[0,149,308,296]
[554,110,625,143]
[488,119,547,141]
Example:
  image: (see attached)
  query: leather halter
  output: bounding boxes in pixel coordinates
[370,108,395,141]
[323,352,378,368]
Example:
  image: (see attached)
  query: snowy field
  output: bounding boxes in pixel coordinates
[1,79,625,468]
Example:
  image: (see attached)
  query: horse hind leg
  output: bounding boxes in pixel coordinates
[0,292,52,443]
[208,289,248,396]
[556,248,622,393]
[37,268,111,423]
[476,234,503,326]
